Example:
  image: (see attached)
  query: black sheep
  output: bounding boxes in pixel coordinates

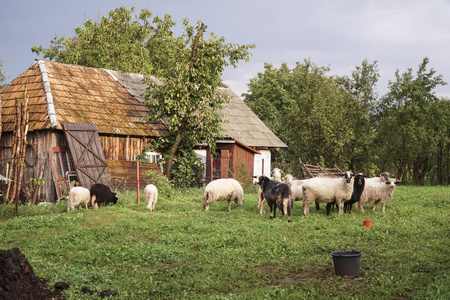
[325,173,365,215]
[344,173,365,213]
[90,183,118,209]
[256,175,293,222]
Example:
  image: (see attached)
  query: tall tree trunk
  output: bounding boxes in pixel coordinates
[164,131,184,179]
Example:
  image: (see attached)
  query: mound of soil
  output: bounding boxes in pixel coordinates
[0,248,64,300]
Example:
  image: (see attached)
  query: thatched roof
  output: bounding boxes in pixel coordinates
[1,61,286,148]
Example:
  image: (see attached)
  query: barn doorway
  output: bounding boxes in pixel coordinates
[49,146,77,199]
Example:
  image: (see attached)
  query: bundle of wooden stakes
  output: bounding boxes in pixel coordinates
[5,86,29,208]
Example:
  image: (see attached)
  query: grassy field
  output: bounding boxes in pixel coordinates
[0,185,449,299]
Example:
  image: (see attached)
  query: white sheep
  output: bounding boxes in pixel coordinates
[271,168,282,182]
[144,184,158,212]
[202,178,244,211]
[301,171,354,215]
[357,177,399,213]
[282,174,308,202]
[67,186,91,212]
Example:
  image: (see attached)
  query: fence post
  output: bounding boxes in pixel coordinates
[136,160,140,204]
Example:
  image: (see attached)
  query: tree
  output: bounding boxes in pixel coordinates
[31,6,254,182]
[336,59,380,176]
[142,20,254,179]
[244,60,356,171]
[31,6,173,75]
[378,57,447,184]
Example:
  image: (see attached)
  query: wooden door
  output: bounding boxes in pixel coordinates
[62,123,111,189]
[49,146,74,199]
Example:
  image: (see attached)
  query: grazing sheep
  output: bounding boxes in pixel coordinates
[90,183,118,209]
[302,171,354,215]
[144,184,158,212]
[256,175,293,222]
[271,168,283,182]
[202,178,244,211]
[67,186,91,212]
[357,176,399,213]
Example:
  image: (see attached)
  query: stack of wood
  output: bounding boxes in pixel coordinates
[299,158,343,179]
[6,86,29,205]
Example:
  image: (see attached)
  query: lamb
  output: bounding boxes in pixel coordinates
[144,184,158,212]
[90,183,118,209]
[202,178,244,211]
[67,186,91,212]
[301,171,354,215]
[356,176,399,213]
[255,175,293,222]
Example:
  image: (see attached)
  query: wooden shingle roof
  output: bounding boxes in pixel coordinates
[218,88,287,148]
[0,61,167,137]
[1,61,286,148]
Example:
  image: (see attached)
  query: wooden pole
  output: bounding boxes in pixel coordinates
[136,160,140,204]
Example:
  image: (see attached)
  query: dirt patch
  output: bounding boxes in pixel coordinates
[0,248,119,299]
[255,264,363,286]
[0,248,64,299]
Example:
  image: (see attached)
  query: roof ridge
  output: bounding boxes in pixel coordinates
[37,60,58,128]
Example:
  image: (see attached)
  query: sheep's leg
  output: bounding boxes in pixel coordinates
[259,199,266,215]
[228,200,232,211]
[270,203,275,219]
[337,201,344,214]
[357,201,365,213]
[382,202,386,213]
[285,197,291,222]
[315,200,320,210]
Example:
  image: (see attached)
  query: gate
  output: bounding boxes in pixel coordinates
[62,123,111,190]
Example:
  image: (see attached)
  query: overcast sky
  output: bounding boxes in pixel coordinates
[1,0,449,98]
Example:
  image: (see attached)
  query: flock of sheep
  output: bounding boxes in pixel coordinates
[67,183,157,212]
[202,168,400,222]
[67,167,399,222]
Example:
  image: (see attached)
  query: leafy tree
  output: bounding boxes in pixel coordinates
[31,6,254,183]
[31,6,173,75]
[245,60,355,171]
[378,57,447,184]
[337,59,380,176]
[143,20,254,179]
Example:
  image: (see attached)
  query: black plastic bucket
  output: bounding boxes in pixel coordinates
[331,250,362,277]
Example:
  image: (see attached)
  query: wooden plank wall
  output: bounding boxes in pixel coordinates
[106,159,163,190]
[100,136,152,161]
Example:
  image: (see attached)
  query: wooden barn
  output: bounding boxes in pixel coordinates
[0,60,167,202]
[0,60,286,202]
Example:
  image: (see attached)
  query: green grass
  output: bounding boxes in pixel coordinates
[0,186,449,299]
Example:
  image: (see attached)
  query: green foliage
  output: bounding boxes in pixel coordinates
[0,186,448,299]
[378,57,448,184]
[144,169,174,199]
[143,19,254,179]
[31,6,161,75]
[245,60,356,168]
[146,135,204,188]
